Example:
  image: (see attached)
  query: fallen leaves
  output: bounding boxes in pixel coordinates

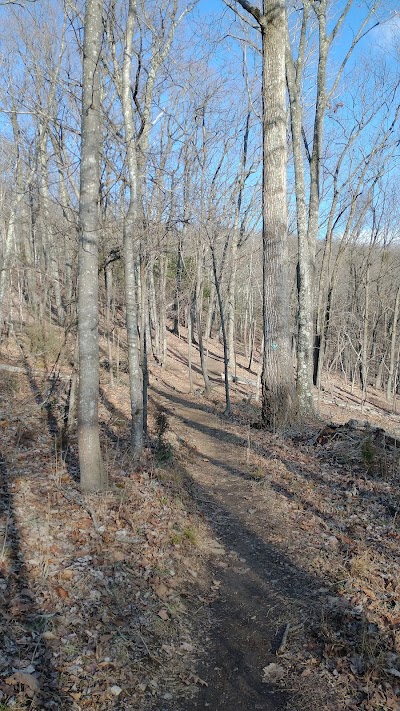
[181,672,208,687]
[0,391,209,711]
[209,543,226,556]
[42,630,57,641]
[4,342,400,711]
[154,582,170,599]
[5,671,40,693]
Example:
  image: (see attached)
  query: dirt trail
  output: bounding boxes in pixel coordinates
[152,382,323,711]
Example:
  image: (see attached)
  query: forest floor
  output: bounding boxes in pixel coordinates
[1,325,400,710]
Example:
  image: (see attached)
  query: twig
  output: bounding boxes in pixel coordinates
[61,488,104,538]
[277,623,290,655]
[137,633,165,667]
[0,508,10,563]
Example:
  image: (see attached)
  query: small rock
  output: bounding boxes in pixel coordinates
[326,536,339,548]
[20,665,36,675]
[110,685,122,696]
[115,529,129,540]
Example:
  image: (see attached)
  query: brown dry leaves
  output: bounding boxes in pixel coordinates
[0,375,210,709]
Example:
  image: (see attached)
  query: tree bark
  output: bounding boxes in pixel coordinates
[260,0,296,428]
[78,0,106,492]
[285,7,314,416]
[230,0,297,428]
[210,237,231,414]
[121,0,143,458]
[386,284,400,401]
[195,244,212,395]
[227,111,251,374]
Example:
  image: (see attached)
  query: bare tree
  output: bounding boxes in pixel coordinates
[226,0,297,428]
[120,0,143,457]
[286,0,387,414]
[106,0,197,451]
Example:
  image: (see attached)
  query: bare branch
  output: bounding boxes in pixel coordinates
[0,0,37,5]
[223,0,262,26]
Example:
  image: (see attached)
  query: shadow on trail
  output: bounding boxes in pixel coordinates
[151,386,227,419]
[154,386,397,711]
[169,463,394,711]
[0,454,71,709]
[155,385,400,557]
[153,388,346,534]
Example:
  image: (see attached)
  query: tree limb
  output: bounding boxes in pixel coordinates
[224,0,262,25]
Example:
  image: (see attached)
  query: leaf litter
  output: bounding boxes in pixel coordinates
[0,370,215,710]
[1,338,400,710]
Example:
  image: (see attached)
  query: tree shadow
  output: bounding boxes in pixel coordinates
[150,386,224,418]
[0,453,72,709]
[161,460,397,711]
[16,347,80,481]
[99,387,131,449]
[150,385,399,710]
[156,386,400,563]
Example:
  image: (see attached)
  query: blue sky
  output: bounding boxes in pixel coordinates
[190,0,399,238]
[195,1,400,59]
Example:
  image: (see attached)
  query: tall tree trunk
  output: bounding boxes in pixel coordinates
[158,253,168,368]
[78,0,106,492]
[38,133,64,325]
[315,284,332,390]
[386,284,400,401]
[227,111,251,374]
[260,0,296,428]
[210,238,231,414]
[285,7,314,416]
[148,255,160,359]
[122,0,143,458]
[172,234,183,337]
[105,262,114,386]
[205,232,230,342]
[360,262,370,399]
[205,283,217,342]
[195,245,212,395]
[0,217,16,339]
[49,128,76,317]
[187,305,193,394]
[140,255,149,437]
[0,115,33,337]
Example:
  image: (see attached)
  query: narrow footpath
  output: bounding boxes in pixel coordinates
[152,382,324,711]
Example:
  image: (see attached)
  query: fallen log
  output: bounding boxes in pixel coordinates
[0,363,70,380]
[220,372,257,387]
